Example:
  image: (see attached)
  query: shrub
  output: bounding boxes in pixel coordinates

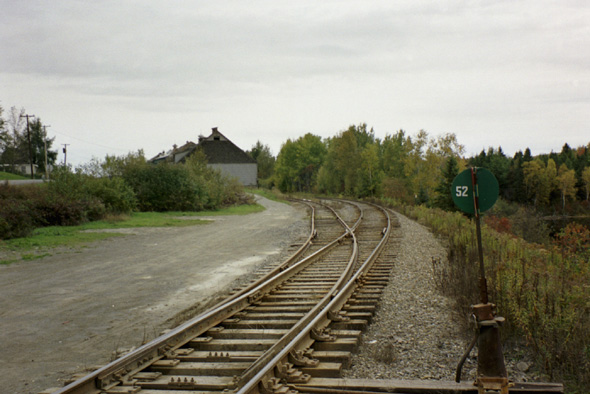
[47,166,87,201]
[36,193,105,226]
[83,177,137,214]
[1,150,255,239]
[45,168,108,224]
[0,198,36,239]
[123,162,207,211]
[203,170,251,209]
[381,177,414,205]
[509,207,550,245]
[258,177,274,190]
[484,215,512,235]
[0,183,45,239]
[184,152,253,209]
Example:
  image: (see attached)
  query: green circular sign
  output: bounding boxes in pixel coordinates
[451,167,499,214]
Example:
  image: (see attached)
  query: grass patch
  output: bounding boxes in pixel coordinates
[21,253,52,261]
[167,203,265,216]
[3,212,212,251]
[247,188,289,204]
[0,171,28,180]
[80,212,211,229]
[0,204,265,262]
[2,226,128,250]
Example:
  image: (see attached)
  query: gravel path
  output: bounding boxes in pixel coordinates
[343,210,538,383]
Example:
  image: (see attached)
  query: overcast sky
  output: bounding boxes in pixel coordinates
[1,1,588,166]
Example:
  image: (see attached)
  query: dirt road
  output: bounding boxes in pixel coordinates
[0,197,307,394]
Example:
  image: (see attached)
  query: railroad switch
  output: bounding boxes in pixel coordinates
[472,303,512,394]
[276,361,311,383]
[450,168,513,393]
[328,309,350,322]
[260,377,298,394]
[289,349,320,367]
[311,327,336,342]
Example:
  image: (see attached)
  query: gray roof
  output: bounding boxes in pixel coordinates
[200,140,256,164]
[149,128,255,165]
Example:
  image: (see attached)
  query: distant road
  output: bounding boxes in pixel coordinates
[2,179,45,185]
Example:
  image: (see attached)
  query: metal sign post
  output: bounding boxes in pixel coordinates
[470,168,488,305]
[452,167,510,393]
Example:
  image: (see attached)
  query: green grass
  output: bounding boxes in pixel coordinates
[247,188,289,204]
[21,253,52,261]
[172,203,266,216]
[2,226,129,251]
[0,171,28,180]
[0,203,265,263]
[81,212,211,229]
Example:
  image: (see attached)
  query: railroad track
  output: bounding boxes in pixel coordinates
[43,198,563,394]
[46,199,396,394]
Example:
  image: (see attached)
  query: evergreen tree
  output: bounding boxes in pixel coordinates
[523,147,532,162]
[432,156,459,211]
[29,119,58,175]
[506,151,526,202]
[558,143,576,169]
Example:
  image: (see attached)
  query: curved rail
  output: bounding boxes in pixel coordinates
[51,199,352,394]
[49,199,389,394]
[233,200,361,389]
[236,201,391,393]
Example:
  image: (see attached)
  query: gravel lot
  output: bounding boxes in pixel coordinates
[0,197,307,394]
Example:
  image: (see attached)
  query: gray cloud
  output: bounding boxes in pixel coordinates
[1,0,588,164]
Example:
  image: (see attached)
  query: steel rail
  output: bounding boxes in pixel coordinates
[215,200,316,306]
[320,198,363,233]
[233,200,360,390]
[323,202,392,326]
[236,202,391,394]
[321,198,363,234]
[51,200,350,394]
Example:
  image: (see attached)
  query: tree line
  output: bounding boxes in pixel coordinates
[0,104,58,176]
[248,124,590,216]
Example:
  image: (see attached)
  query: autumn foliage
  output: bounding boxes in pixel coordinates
[484,214,512,235]
[386,201,590,393]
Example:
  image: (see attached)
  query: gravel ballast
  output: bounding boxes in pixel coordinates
[343,210,539,384]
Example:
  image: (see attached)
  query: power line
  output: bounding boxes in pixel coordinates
[51,130,130,152]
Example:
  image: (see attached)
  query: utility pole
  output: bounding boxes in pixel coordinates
[20,113,35,179]
[43,125,50,180]
[62,143,70,167]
